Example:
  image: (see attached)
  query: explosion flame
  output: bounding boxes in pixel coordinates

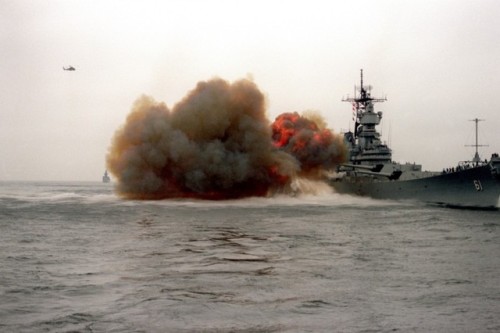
[271,112,346,174]
[107,78,346,199]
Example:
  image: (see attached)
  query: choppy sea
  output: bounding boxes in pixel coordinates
[0,181,499,333]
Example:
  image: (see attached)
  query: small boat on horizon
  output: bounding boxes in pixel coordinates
[102,170,111,183]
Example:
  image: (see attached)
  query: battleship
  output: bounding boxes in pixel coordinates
[329,70,500,209]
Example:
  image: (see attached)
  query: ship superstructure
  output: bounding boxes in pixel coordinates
[342,69,391,165]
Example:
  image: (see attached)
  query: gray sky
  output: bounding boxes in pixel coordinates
[1,0,499,181]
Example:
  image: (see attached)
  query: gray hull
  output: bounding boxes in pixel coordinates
[330,165,500,209]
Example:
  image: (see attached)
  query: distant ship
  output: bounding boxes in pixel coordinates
[329,70,500,209]
[102,170,110,183]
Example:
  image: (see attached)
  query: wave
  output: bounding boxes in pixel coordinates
[0,182,118,206]
[0,180,411,210]
[129,188,407,210]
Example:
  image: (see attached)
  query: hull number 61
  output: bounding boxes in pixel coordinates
[473,180,483,191]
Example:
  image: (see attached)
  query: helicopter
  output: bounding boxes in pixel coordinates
[63,66,76,71]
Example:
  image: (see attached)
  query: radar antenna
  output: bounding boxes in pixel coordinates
[342,69,386,137]
[466,118,488,165]
[342,69,386,104]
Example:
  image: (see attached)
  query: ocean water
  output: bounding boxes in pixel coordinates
[0,181,499,333]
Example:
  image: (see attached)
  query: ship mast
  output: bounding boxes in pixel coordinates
[466,118,488,166]
[342,69,386,138]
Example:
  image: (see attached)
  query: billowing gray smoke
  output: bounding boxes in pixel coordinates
[107,78,300,199]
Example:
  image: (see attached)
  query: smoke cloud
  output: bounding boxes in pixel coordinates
[107,78,346,200]
[271,112,346,174]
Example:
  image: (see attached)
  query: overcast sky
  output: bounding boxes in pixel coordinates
[1,0,499,181]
